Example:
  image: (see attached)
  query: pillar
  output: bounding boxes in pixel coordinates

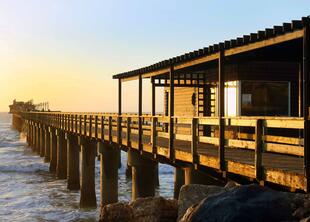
[36,124,40,153]
[79,136,97,208]
[32,123,36,151]
[184,166,223,186]
[40,125,45,158]
[174,167,185,199]
[128,149,156,200]
[66,133,80,190]
[56,129,67,179]
[98,142,119,206]
[44,128,50,162]
[49,127,57,172]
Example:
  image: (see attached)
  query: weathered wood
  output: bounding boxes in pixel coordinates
[191,118,198,163]
[255,119,263,181]
[138,74,142,152]
[304,23,310,191]
[218,48,225,171]
[264,143,304,156]
[151,117,157,155]
[169,66,175,159]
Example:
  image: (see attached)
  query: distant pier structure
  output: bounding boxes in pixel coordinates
[9,100,49,131]
[8,16,310,209]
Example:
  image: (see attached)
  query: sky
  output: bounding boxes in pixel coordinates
[0,0,309,113]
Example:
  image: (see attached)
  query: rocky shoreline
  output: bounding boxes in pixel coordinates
[99,183,310,222]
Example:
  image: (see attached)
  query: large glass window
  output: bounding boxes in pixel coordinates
[240,81,290,116]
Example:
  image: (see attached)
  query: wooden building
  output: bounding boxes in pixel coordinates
[113,16,310,191]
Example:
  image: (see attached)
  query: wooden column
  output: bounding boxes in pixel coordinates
[218,48,225,171]
[79,136,97,208]
[117,78,122,145]
[151,77,159,187]
[303,21,310,191]
[169,66,175,159]
[138,74,143,152]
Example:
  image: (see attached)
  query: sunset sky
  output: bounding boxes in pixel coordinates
[0,0,309,112]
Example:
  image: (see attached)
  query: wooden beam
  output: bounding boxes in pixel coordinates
[151,77,156,116]
[255,119,263,181]
[169,66,175,159]
[191,118,198,163]
[303,24,310,191]
[118,78,122,145]
[138,74,143,152]
[218,48,225,171]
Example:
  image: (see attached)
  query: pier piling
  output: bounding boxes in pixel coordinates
[66,133,80,190]
[49,127,57,172]
[174,167,185,199]
[56,129,67,179]
[79,136,97,208]
[98,142,119,206]
[44,127,50,162]
[128,149,156,200]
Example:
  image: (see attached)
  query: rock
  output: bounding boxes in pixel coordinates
[130,196,178,222]
[224,181,239,190]
[177,184,225,221]
[99,197,178,222]
[99,202,134,222]
[301,216,310,222]
[180,184,293,222]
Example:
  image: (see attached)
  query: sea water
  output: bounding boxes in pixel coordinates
[0,113,174,221]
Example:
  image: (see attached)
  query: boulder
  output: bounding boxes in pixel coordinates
[99,197,178,222]
[99,202,134,222]
[130,196,178,222]
[178,184,225,221]
[180,184,293,222]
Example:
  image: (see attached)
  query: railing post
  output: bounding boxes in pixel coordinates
[151,117,157,156]
[84,115,87,136]
[89,115,92,137]
[191,118,198,164]
[95,115,98,138]
[101,116,105,140]
[255,119,263,182]
[117,116,122,145]
[138,74,143,152]
[108,116,112,143]
[79,115,82,134]
[127,117,131,147]
[303,18,310,191]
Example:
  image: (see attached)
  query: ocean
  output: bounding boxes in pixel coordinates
[0,112,174,221]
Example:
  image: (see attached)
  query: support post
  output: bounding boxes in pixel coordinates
[118,78,122,146]
[191,118,198,163]
[151,77,160,187]
[56,129,67,179]
[128,149,156,200]
[255,119,263,182]
[138,74,143,152]
[218,47,225,171]
[40,124,45,158]
[169,66,175,160]
[44,127,50,162]
[98,142,119,206]
[49,127,57,172]
[174,167,185,199]
[78,136,97,208]
[303,20,310,191]
[66,133,80,190]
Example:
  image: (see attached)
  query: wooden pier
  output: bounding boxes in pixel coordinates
[9,16,310,208]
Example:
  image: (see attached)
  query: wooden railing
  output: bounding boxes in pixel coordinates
[23,112,306,190]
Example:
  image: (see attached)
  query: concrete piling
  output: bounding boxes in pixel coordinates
[128,149,156,200]
[98,142,119,206]
[56,129,67,179]
[79,136,97,208]
[49,127,57,173]
[44,128,50,162]
[174,167,185,199]
[39,125,45,158]
[66,133,80,190]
